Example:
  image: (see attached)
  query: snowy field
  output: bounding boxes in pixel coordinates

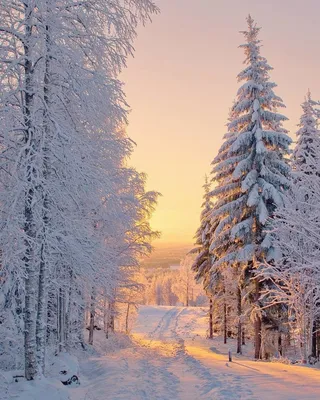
[65,306,320,400]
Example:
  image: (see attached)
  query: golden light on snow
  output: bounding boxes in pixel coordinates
[132,306,320,398]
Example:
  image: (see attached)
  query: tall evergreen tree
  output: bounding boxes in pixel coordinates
[191,176,215,338]
[293,90,320,174]
[209,16,291,359]
[192,175,213,289]
[264,92,320,361]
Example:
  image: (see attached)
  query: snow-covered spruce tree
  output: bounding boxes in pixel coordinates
[293,91,320,174]
[209,16,291,359]
[262,92,320,362]
[191,176,215,337]
[0,0,158,379]
[293,92,320,359]
[191,176,213,289]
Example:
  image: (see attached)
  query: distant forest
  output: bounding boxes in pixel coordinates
[141,244,193,269]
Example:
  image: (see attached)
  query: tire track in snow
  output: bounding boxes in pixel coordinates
[107,345,181,400]
[73,308,257,399]
[169,308,258,400]
[148,307,181,340]
[74,325,181,400]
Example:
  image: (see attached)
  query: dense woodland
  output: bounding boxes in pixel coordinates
[193,16,320,363]
[0,0,159,381]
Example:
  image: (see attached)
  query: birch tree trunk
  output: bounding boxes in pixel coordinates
[36,0,53,371]
[65,274,73,349]
[58,287,65,353]
[103,295,108,335]
[23,0,39,381]
[109,300,115,333]
[88,290,96,345]
[36,252,48,372]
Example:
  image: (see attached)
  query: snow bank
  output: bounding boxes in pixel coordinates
[0,352,80,400]
[0,376,70,400]
[48,352,80,384]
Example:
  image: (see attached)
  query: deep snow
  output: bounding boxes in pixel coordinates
[4,306,320,399]
[70,306,320,400]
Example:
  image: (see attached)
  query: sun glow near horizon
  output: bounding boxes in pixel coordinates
[122,0,320,245]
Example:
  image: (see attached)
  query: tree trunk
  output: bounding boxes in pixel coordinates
[254,316,262,359]
[278,331,282,356]
[312,320,317,358]
[65,272,74,350]
[23,1,38,381]
[105,300,115,338]
[223,300,227,344]
[88,290,95,345]
[24,251,38,380]
[237,286,242,354]
[78,294,85,348]
[36,1,53,371]
[103,295,108,336]
[186,281,189,307]
[125,303,130,334]
[301,306,308,363]
[109,301,115,333]
[254,278,262,359]
[209,297,213,339]
[242,329,246,346]
[317,322,320,359]
[36,254,48,373]
[58,287,65,352]
[105,300,110,339]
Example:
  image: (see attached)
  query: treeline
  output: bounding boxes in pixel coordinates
[141,255,207,307]
[193,16,320,363]
[0,0,159,380]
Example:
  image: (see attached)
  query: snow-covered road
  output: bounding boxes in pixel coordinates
[70,306,320,400]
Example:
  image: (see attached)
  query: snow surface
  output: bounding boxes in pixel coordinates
[67,306,320,400]
[4,306,320,399]
[1,373,70,400]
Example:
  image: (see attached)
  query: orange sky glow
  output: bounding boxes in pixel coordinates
[121,0,320,245]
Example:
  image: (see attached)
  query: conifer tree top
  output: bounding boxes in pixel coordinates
[293,90,320,173]
[210,16,291,269]
[240,15,262,58]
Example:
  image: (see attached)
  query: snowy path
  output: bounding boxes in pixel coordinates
[70,306,320,400]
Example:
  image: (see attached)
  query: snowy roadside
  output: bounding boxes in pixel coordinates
[3,306,320,400]
[1,366,71,400]
[71,306,320,400]
[2,348,80,399]
[0,329,136,400]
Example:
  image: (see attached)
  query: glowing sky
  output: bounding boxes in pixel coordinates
[121,0,320,245]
